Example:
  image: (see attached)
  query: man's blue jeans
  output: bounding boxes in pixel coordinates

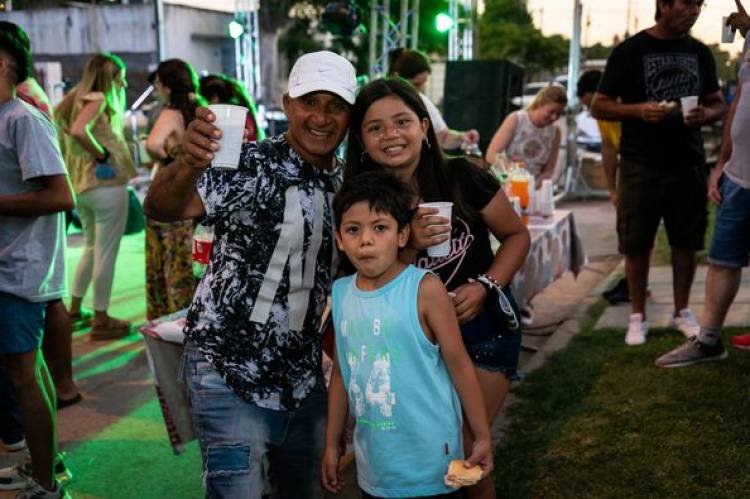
[184,344,327,499]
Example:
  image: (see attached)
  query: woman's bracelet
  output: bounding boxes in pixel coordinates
[476,273,502,292]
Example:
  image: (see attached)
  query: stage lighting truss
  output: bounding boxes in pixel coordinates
[234,0,262,102]
[447,0,476,61]
[368,0,420,77]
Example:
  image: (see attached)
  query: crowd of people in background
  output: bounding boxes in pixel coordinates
[1,0,750,497]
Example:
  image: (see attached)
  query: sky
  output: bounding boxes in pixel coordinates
[524,0,747,55]
[168,0,748,54]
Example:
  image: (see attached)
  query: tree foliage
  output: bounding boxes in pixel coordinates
[708,43,742,84]
[276,0,450,75]
[478,0,568,76]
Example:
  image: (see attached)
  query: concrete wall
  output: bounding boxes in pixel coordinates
[3,4,237,105]
[163,4,235,76]
[3,4,156,55]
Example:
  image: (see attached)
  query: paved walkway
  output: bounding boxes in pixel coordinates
[596,265,750,331]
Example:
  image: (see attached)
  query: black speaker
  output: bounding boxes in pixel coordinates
[443,59,524,154]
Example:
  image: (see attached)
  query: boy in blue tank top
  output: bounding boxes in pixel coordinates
[323,172,493,498]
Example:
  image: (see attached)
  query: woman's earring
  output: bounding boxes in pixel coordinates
[423,137,431,150]
[360,150,368,163]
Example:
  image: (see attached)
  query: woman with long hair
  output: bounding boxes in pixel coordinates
[199,73,265,142]
[56,52,136,339]
[143,59,204,320]
[345,78,530,499]
[485,83,567,183]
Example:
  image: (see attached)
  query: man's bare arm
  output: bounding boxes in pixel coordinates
[601,139,619,206]
[144,158,206,221]
[716,85,740,169]
[591,93,667,124]
[700,91,727,126]
[0,174,74,217]
[144,107,220,222]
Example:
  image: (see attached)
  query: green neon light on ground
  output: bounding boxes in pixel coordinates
[64,398,203,498]
[74,345,144,382]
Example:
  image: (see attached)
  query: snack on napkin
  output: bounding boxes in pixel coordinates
[444,460,483,488]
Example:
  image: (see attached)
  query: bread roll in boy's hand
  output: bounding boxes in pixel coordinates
[444,460,483,488]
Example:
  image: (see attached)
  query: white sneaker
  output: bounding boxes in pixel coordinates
[625,313,648,346]
[0,438,26,452]
[671,308,700,338]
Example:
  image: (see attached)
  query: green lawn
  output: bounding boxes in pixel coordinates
[495,304,750,498]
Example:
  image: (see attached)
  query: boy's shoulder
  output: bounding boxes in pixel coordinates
[332,273,356,295]
[416,271,446,298]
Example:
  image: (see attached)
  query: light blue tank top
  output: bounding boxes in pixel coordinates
[331,265,463,498]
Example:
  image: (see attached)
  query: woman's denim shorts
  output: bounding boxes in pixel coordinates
[460,309,522,380]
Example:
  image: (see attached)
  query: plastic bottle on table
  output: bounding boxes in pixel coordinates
[491,153,509,186]
[192,224,214,278]
[461,140,482,158]
[509,159,531,211]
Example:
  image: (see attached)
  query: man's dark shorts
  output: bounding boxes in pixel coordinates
[0,292,45,356]
[617,159,708,255]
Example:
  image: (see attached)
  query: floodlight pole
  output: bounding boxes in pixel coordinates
[154,0,166,62]
[559,0,605,201]
[566,0,582,108]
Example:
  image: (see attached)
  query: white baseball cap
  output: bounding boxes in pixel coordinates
[287,51,357,105]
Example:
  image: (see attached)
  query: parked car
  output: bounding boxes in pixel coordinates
[512,77,568,108]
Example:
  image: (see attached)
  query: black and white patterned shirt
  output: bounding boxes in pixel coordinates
[185,135,341,411]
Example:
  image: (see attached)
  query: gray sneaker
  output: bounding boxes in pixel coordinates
[655,337,728,368]
[14,479,69,499]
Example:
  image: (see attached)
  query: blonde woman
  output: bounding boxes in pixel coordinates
[56,53,136,339]
[144,59,202,320]
[485,83,567,183]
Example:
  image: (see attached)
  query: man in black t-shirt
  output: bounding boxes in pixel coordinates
[592,0,726,347]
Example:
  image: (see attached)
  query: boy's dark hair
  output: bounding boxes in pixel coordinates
[576,70,602,98]
[0,22,32,85]
[333,171,414,231]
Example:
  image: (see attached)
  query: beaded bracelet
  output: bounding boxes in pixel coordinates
[476,273,501,291]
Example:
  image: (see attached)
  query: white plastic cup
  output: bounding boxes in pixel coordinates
[207,104,248,169]
[680,96,699,118]
[722,17,737,43]
[509,196,522,218]
[419,202,453,257]
[526,176,536,215]
[540,179,554,217]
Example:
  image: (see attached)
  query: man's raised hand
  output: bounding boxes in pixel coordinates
[182,107,222,170]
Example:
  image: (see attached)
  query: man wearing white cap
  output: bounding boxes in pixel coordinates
[145,50,356,498]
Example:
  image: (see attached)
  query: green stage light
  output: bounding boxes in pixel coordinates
[436,13,454,33]
[229,20,244,39]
